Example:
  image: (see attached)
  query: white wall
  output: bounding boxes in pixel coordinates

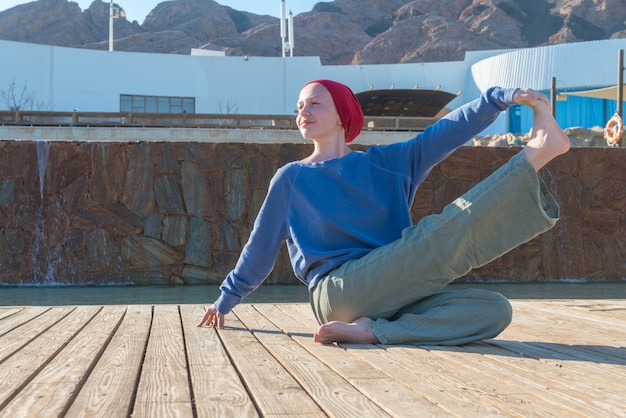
[7,38,619,135]
[1,39,477,116]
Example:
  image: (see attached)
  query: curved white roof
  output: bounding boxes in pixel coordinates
[471,39,626,92]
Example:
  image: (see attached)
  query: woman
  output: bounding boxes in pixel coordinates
[198,79,570,345]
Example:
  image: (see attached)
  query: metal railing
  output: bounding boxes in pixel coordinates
[0,110,436,132]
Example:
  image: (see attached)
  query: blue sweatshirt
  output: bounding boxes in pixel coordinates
[214,86,516,314]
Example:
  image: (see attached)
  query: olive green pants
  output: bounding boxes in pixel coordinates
[310,152,560,345]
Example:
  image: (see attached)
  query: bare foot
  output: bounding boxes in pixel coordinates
[523,101,570,171]
[314,317,380,344]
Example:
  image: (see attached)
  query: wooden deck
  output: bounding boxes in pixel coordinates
[0,299,625,417]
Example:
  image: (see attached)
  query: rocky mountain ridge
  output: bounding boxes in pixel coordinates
[1,0,626,64]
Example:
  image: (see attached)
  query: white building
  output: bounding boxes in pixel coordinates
[2,38,626,135]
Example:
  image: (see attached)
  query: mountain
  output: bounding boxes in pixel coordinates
[1,0,625,64]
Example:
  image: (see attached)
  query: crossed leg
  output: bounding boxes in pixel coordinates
[314,98,570,345]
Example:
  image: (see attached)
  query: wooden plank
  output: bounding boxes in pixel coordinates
[179,304,259,418]
[497,307,626,385]
[485,338,626,393]
[390,344,585,418]
[218,306,324,417]
[257,304,449,417]
[0,306,74,362]
[537,300,626,322]
[64,305,152,418]
[504,302,626,364]
[512,299,626,332]
[467,341,626,415]
[236,304,391,418]
[0,306,50,336]
[0,308,23,321]
[341,343,510,417]
[511,300,626,343]
[277,303,320,329]
[1,306,124,416]
[0,306,101,409]
[497,335,626,367]
[133,305,194,418]
[425,344,623,417]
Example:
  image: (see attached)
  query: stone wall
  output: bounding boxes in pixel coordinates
[0,140,624,285]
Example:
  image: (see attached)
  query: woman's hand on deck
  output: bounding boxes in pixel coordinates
[197,304,225,329]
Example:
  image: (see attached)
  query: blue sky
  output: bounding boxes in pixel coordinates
[0,0,319,23]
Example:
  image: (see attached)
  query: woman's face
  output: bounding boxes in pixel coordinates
[296,83,343,142]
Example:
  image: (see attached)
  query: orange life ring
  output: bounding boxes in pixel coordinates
[604,114,623,145]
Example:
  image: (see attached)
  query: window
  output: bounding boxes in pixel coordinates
[120,94,196,113]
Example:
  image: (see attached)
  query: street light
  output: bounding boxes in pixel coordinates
[108,0,126,52]
[280,1,294,57]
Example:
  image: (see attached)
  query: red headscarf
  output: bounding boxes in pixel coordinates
[303,79,364,143]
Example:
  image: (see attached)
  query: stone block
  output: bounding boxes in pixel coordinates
[53,144,90,191]
[86,228,120,272]
[122,144,155,217]
[123,267,168,284]
[184,217,211,267]
[212,220,239,252]
[46,204,71,247]
[181,266,215,284]
[78,200,143,237]
[218,144,248,168]
[156,143,179,174]
[144,213,162,239]
[0,179,15,205]
[440,150,480,181]
[122,235,180,267]
[249,148,278,189]
[91,144,126,202]
[162,215,188,247]
[225,168,248,222]
[181,160,214,217]
[155,174,185,215]
[211,252,239,273]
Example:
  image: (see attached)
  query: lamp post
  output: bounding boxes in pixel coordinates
[108,0,126,52]
[280,1,294,57]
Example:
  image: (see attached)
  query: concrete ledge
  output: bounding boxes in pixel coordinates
[0,126,411,145]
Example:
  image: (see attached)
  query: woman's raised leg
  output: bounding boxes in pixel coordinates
[312,99,570,345]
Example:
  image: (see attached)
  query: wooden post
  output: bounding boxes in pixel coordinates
[551,77,557,118]
[618,49,624,118]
